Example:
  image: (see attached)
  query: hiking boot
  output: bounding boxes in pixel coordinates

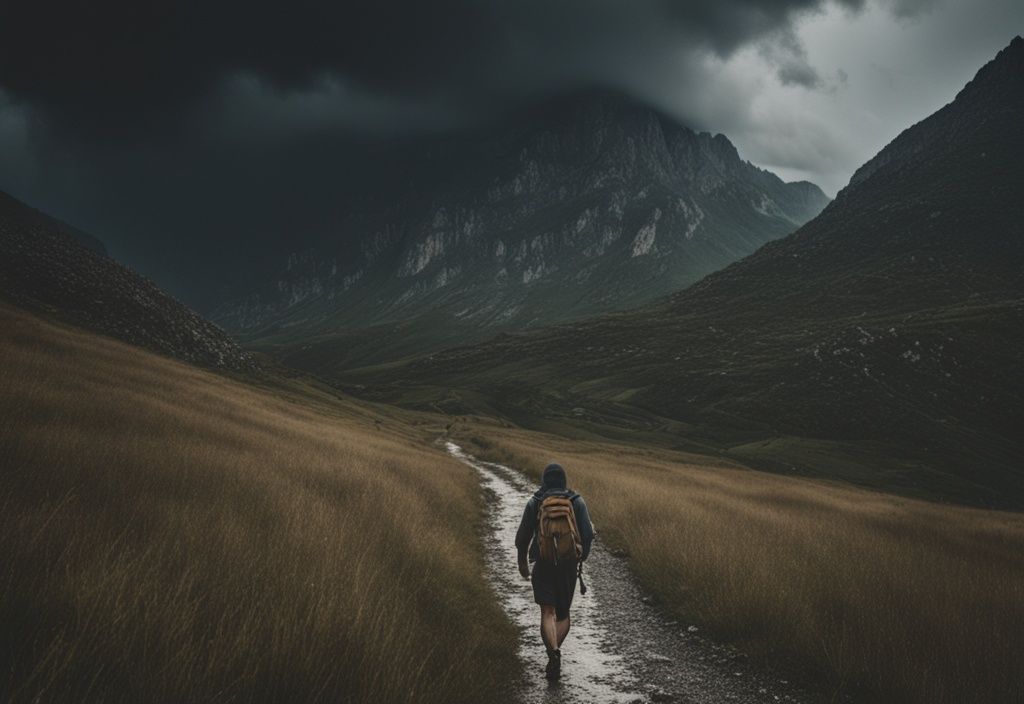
[545,649,561,680]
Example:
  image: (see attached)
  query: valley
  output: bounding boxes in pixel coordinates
[2,17,1022,704]
[333,36,1024,509]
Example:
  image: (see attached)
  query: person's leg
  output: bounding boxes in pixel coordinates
[555,616,571,647]
[541,605,562,679]
[553,560,576,649]
[539,605,558,652]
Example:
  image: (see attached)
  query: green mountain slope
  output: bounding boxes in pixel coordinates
[352,37,1024,508]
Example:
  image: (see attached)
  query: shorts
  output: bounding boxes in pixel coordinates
[531,557,578,620]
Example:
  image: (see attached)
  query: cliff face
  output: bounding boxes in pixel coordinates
[212,95,828,345]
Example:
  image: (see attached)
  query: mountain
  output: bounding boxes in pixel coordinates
[358,37,1024,507]
[212,94,828,369]
[0,190,258,373]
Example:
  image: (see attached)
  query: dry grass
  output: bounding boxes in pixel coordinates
[458,424,1024,703]
[0,304,517,703]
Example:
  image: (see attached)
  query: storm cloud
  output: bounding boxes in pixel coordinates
[1,0,873,134]
[0,0,1020,306]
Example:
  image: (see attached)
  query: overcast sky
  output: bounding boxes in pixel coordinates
[0,0,1020,305]
[676,0,1024,193]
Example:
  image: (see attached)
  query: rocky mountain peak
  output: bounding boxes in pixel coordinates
[846,35,1023,191]
[957,34,1023,100]
[212,92,829,367]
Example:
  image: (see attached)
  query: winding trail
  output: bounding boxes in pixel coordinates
[447,442,826,704]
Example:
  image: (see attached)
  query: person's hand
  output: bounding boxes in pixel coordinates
[518,556,530,580]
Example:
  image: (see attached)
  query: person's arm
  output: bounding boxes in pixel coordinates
[573,496,595,561]
[514,498,536,579]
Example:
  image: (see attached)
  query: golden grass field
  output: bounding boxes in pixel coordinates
[0,304,517,703]
[457,426,1024,704]
[5,298,1024,704]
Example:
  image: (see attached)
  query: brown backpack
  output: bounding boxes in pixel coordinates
[537,494,583,564]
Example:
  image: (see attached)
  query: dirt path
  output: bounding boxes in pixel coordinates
[447,442,829,704]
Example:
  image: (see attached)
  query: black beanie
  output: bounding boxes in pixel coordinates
[542,463,567,490]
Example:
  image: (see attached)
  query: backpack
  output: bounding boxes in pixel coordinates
[537,493,583,565]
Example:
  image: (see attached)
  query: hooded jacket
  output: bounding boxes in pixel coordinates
[515,463,595,563]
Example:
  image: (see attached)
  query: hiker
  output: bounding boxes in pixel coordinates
[515,463,594,680]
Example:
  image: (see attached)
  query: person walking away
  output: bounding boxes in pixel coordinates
[515,462,594,680]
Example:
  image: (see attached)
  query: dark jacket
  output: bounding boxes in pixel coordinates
[515,488,595,563]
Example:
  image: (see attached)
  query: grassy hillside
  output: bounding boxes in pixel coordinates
[0,303,516,703]
[454,422,1024,703]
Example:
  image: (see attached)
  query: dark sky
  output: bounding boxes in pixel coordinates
[1,0,1020,307]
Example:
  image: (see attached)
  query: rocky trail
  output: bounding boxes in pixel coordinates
[447,442,833,704]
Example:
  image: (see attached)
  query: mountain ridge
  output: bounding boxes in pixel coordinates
[211,92,828,368]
